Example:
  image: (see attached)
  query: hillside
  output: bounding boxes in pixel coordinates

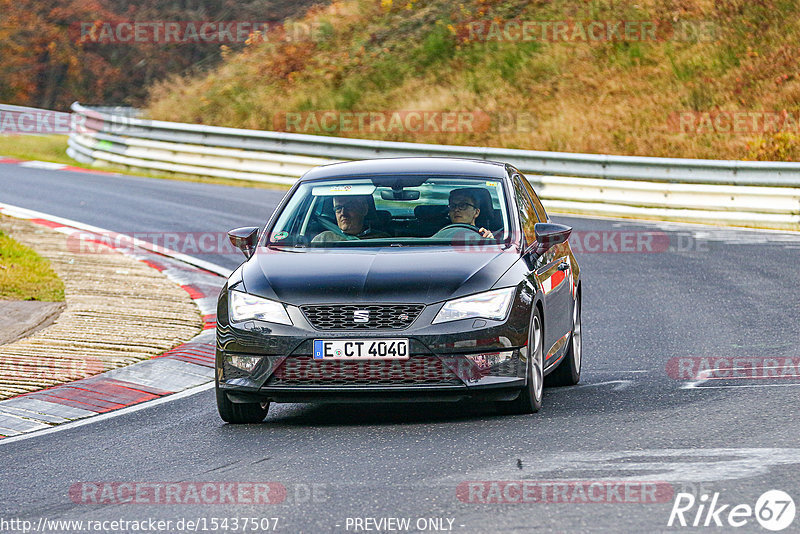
[145,0,800,161]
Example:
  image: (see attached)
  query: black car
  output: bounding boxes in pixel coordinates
[216,158,581,423]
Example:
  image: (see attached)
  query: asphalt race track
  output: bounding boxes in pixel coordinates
[2,166,800,533]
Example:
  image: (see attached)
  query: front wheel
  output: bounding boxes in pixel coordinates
[216,386,270,424]
[547,294,582,387]
[496,312,543,415]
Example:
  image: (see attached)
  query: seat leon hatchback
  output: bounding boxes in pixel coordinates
[216,157,582,423]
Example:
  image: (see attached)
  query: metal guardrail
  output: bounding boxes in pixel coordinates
[66,102,800,230]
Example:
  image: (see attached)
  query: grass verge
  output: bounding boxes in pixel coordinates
[0,221,65,302]
[0,135,75,165]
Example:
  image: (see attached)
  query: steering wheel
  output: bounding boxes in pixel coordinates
[432,223,484,237]
[314,214,359,240]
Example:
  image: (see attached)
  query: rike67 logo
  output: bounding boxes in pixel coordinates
[668,490,796,531]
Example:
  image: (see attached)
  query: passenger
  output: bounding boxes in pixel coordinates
[312,195,389,243]
[448,189,494,239]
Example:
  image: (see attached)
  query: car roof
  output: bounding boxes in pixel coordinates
[299,157,509,182]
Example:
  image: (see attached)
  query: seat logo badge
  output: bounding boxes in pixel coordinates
[353,310,370,323]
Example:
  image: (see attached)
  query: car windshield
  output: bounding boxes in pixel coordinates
[265,175,510,248]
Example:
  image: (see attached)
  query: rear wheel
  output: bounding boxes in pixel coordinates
[216,386,270,424]
[547,293,581,387]
[496,312,543,415]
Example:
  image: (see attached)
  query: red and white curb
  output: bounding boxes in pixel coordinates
[0,203,232,438]
[0,155,119,176]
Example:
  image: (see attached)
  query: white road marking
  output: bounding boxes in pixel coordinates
[453,448,800,484]
[18,161,66,170]
[681,369,714,389]
[562,212,800,237]
[704,374,800,380]
[0,382,215,447]
[549,379,633,391]
[681,366,800,389]
[687,383,800,390]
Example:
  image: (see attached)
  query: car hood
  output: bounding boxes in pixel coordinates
[240,246,518,305]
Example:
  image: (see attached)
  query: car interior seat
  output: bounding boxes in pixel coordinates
[413,204,450,236]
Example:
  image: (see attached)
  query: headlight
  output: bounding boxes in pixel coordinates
[432,287,516,324]
[229,290,292,325]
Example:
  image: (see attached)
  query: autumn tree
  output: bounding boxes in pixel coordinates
[0,0,327,109]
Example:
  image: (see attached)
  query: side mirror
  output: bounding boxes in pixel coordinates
[533,223,572,254]
[228,227,259,259]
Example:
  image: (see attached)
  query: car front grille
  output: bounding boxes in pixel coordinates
[266,355,463,386]
[300,304,425,331]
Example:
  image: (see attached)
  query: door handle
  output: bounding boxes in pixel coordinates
[557,262,569,271]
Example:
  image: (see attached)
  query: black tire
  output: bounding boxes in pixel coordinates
[496,311,543,415]
[216,386,270,424]
[546,293,582,387]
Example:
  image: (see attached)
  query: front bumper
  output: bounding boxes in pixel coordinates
[224,381,525,404]
[216,289,531,404]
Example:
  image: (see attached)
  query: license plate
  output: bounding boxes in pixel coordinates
[313,339,409,360]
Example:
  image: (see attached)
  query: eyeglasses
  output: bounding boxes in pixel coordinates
[334,203,358,212]
[448,202,476,211]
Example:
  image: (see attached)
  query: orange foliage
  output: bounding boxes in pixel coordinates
[0,0,326,110]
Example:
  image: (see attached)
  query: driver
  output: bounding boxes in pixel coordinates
[312,195,389,243]
[448,189,494,239]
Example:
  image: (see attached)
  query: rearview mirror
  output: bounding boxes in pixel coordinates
[380,190,420,201]
[228,226,259,259]
[533,223,572,254]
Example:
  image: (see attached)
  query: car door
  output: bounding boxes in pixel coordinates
[522,173,574,347]
[512,174,572,365]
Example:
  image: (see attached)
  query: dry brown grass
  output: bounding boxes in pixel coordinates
[146,0,800,161]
